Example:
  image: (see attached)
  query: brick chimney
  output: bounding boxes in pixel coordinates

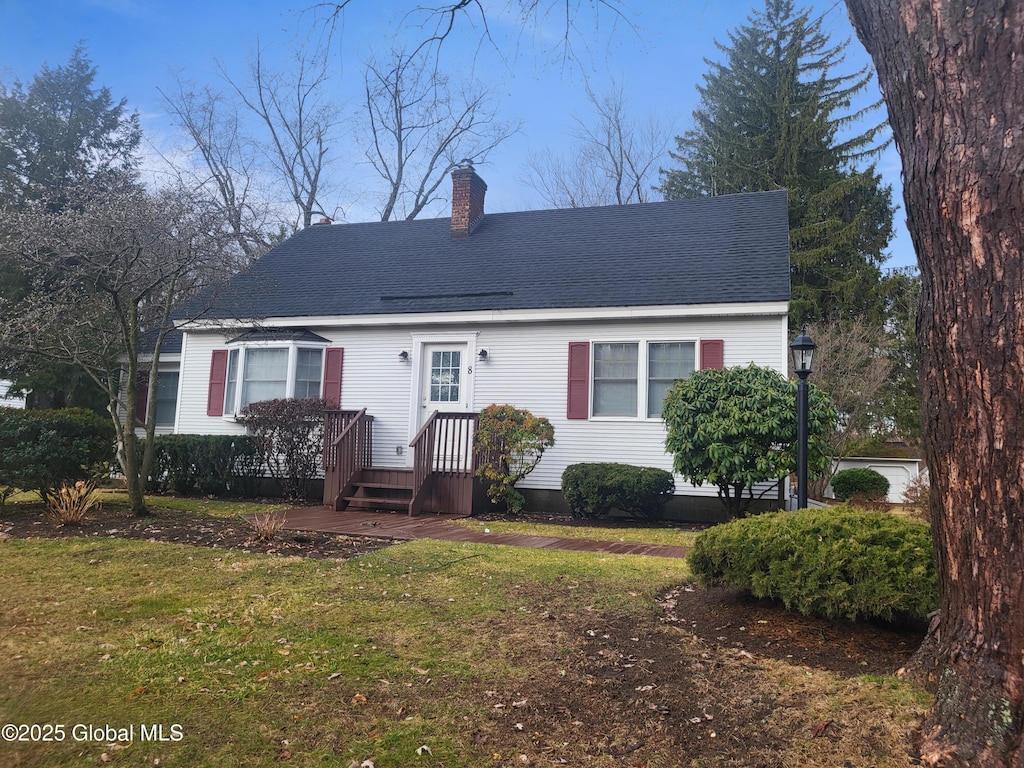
[450,159,487,238]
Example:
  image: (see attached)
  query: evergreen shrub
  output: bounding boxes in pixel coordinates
[145,435,260,497]
[561,463,675,520]
[0,407,114,505]
[688,507,937,623]
[474,404,555,514]
[831,467,890,501]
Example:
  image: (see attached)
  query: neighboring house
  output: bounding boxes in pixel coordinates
[168,162,791,519]
[0,379,27,409]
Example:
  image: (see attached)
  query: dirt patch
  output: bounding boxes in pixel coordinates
[0,502,390,561]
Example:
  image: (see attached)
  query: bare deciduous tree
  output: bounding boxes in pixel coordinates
[361,47,515,220]
[227,44,344,228]
[523,81,671,208]
[160,77,278,267]
[800,319,893,498]
[0,183,232,515]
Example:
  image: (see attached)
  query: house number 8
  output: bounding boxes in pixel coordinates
[468,365,473,374]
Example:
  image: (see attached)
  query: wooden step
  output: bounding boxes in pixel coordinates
[343,496,410,511]
[360,467,414,485]
[356,481,414,491]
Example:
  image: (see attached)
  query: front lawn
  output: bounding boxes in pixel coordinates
[0,517,929,767]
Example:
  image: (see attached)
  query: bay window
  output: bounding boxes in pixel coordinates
[221,336,326,416]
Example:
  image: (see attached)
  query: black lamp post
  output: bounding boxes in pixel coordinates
[790,328,816,510]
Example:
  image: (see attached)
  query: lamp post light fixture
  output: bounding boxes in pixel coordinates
[790,328,817,510]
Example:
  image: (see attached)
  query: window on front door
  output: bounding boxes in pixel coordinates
[429,349,462,404]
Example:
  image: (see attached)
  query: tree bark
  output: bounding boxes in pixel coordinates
[844,2,1024,765]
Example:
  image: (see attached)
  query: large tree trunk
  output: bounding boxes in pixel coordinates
[844,2,1024,765]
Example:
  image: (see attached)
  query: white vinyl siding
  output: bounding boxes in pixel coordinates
[176,310,787,497]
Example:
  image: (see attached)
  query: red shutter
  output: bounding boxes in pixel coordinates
[135,370,150,425]
[207,350,228,416]
[700,339,724,370]
[566,342,590,419]
[322,347,344,407]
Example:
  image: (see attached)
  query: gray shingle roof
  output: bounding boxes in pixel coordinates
[194,190,790,320]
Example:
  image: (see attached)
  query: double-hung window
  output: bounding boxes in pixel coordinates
[593,343,639,417]
[591,340,696,419]
[647,342,695,417]
[154,372,180,427]
[221,331,328,416]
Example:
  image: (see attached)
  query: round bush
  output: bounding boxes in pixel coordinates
[831,467,890,501]
[688,507,937,623]
[562,463,674,520]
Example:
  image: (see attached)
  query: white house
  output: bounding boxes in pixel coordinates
[163,163,791,519]
[0,379,27,409]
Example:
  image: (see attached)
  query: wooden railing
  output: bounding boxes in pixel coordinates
[409,411,478,515]
[323,409,374,509]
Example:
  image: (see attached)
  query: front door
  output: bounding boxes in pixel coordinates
[419,344,469,426]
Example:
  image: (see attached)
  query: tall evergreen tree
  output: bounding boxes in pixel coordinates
[0,47,142,410]
[659,0,894,327]
[0,46,141,212]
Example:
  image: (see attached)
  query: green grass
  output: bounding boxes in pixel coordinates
[95,489,291,517]
[0,536,692,767]
[1,488,290,519]
[452,517,700,547]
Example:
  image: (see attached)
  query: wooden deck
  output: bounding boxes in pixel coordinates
[275,506,692,560]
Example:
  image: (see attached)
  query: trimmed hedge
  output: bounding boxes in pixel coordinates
[831,467,890,501]
[688,508,937,623]
[144,435,261,497]
[562,463,675,520]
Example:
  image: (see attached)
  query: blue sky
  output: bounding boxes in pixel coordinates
[0,0,916,270]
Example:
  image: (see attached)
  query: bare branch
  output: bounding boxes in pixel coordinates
[522,80,671,208]
[361,46,517,220]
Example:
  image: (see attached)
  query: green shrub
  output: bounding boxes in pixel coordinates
[562,463,675,520]
[0,407,114,505]
[473,404,555,514]
[145,435,261,497]
[688,507,937,623]
[831,468,890,501]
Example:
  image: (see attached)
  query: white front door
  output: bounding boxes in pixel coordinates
[419,344,470,427]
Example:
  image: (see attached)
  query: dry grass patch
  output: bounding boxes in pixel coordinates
[455,518,700,548]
